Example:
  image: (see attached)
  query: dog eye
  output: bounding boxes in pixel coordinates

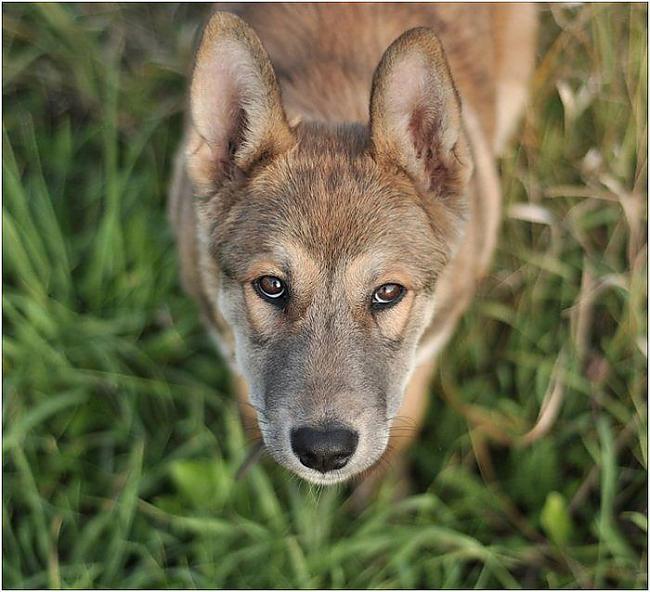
[254,275,287,304]
[372,283,405,309]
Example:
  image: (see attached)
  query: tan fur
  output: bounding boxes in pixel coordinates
[169,4,537,490]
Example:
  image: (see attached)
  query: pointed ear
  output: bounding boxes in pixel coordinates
[187,12,294,195]
[369,28,472,200]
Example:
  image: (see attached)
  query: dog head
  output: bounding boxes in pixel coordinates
[185,12,472,484]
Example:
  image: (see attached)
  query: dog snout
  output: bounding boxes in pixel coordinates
[290,424,359,473]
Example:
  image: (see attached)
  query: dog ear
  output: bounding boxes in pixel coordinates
[187,12,294,195]
[369,28,472,201]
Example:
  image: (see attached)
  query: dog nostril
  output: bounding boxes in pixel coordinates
[329,452,351,470]
[290,425,358,473]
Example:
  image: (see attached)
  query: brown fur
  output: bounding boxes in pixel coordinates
[169,4,537,490]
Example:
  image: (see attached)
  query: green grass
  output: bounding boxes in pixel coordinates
[3,3,647,589]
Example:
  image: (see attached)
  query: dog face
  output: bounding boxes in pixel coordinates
[185,13,472,484]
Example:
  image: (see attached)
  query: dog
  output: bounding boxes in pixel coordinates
[169,4,537,488]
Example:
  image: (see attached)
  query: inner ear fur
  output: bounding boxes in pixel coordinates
[187,11,294,196]
[369,27,472,202]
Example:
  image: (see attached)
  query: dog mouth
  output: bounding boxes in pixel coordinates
[277,451,382,485]
[291,465,357,485]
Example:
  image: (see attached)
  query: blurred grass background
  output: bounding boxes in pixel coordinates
[2,3,647,589]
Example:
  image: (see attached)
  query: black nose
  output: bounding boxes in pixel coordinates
[290,425,359,473]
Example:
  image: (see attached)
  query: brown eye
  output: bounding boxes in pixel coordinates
[254,275,287,303]
[372,283,405,308]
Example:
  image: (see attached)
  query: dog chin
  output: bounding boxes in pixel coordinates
[281,453,385,486]
[266,450,359,485]
[293,467,354,485]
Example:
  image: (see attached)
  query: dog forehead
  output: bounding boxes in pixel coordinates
[214,122,445,283]
[250,132,434,261]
